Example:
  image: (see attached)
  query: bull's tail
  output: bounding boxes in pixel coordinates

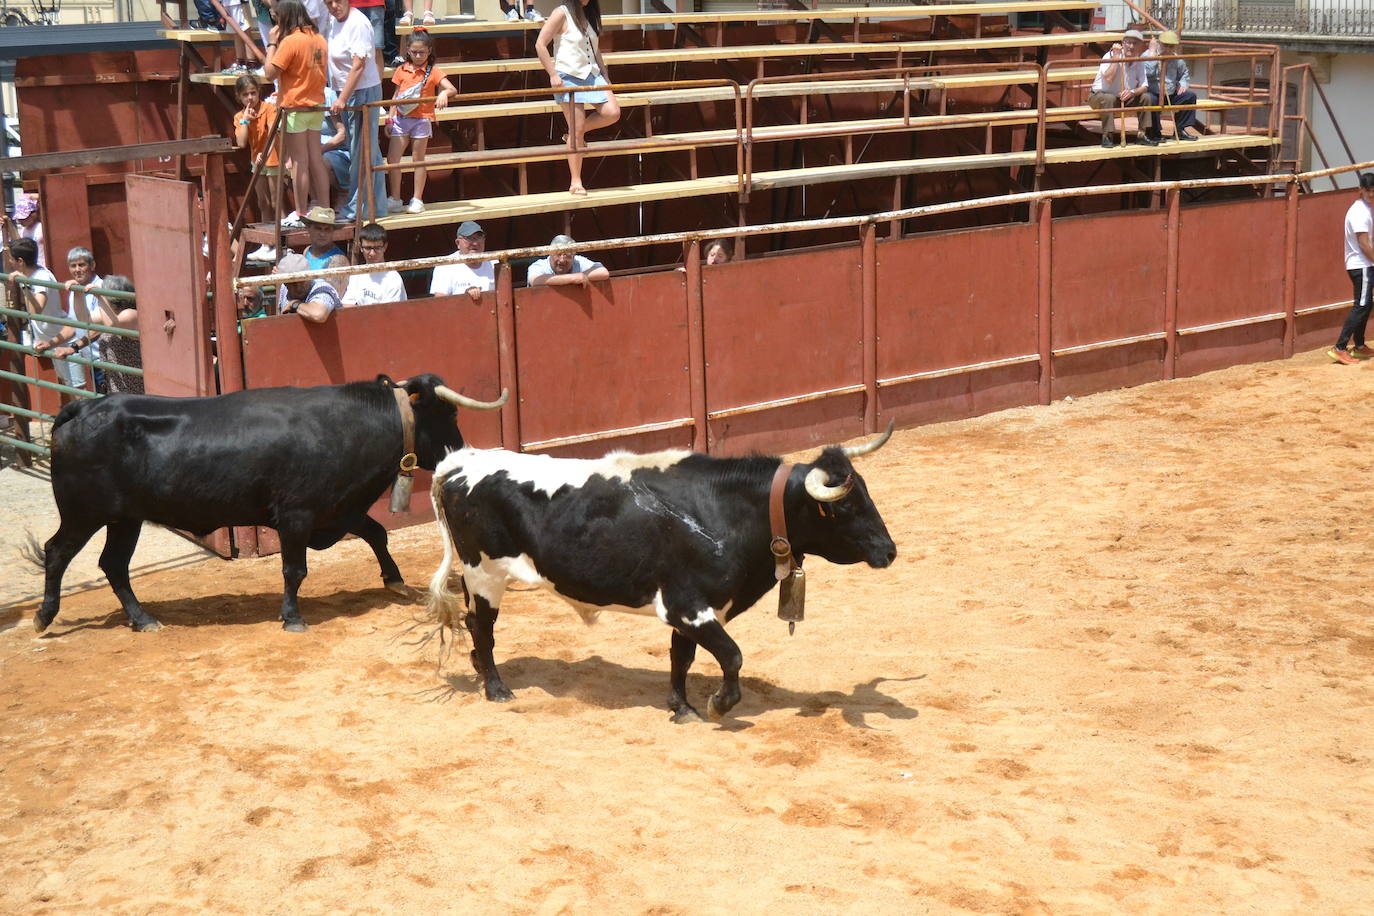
[19,531,45,571]
[425,469,467,639]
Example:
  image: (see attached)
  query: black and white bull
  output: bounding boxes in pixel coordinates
[425,426,896,721]
[34,374,505,634]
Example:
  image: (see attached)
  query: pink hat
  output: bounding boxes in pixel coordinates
[13,197,37,220]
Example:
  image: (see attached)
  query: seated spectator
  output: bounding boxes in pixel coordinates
[1,196,45,267]
[1087,29,1156,148]
[7,238,82,404]
[528,233,609,287]
[86,275,142,395]
[321,86,351,212]
[1143,31,1199,142]
[343,222,407,306]
[430,221,494,302]
[275,251,342,322]
[236,283,268,319]
[302,206,346,269]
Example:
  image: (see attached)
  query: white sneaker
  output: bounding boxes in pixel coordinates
[386,196,405,213]
[246,245,276,262]
[280,210,304,229]
[505,7,519,19]
[398,10,413,24]
[406,198,425,214]
[525,7,543,20]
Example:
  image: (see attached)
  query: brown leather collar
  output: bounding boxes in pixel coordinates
[392,386,418,477]
[769,462,795,581]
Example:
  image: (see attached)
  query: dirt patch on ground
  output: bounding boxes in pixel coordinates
[4,349,1374,913]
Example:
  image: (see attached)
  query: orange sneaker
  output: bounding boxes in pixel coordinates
[1351,346,1374,360]
[1329,348,1360,365]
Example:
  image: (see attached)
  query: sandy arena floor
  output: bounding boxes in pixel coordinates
[3,349,1374,914]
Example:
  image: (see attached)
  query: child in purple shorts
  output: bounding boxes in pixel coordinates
[384,29,457,214]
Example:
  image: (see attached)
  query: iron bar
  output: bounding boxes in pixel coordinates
[0,433,47,456]
[522,417,694,452]
[878,354,1039,387]
[0,367,99,398]
[0,402,55,422]
[1052,332,1166,357]
[0,339,144,376]
[1176,313,1286,336]
[707,384,865,421]
[0,306,140,339]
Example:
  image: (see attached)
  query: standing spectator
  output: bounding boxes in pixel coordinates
[86,275,142,395]
[249,0,273,46]
[501,0,543,21]
[1,196,45,267]
[351,0,387,74]
[302,206,347,268]
[527,233,608,287]
[383,0,400,67]
[384,29,457,214]
[1143,31,1198,142]
[1087,29,1155,148]
[343,223,407,305]
[275,251,343,322]
[397,0,434,27]
[429,221,494,301]
[263,0,329,228]
[325,0,388,223]
[59,247,104,392]
[7,238,84,405]
[233,74,283,260]
[218,0,257,74]
[536,0,620,196]
[1329,173,1374,365]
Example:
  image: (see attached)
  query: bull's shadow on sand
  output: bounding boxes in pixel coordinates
[31,586,406,636]
[427,654,924,729]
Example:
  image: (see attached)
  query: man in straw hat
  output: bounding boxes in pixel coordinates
[1088,29,1156,148]
[1144,30,1199,142]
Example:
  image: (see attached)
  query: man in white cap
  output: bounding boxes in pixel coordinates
[527,234,609,288]
[1143,30,1198,142]
[430,221,496,302]
[1088,29,1156,148]
[275,251,343,322]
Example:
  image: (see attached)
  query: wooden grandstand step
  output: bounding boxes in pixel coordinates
[376,133,1278,229]
[399,1,1101,35]
[158,28,235,42]
[397,99,1250,172]
[401,32,1122,79]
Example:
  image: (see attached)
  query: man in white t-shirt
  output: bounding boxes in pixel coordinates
[7,237,85,402]
[343,223,407,306]
[1329,173,1374,365]
[325,0,387,222]
[1087,29,1155,148]
[430,221,496,302]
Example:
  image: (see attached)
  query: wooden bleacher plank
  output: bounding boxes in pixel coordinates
[159,28,236,43]
[431,67,1101,123]
[191,71,272,86]
[377,134,1277,230]
[400,1,1102,35]
[405,99,1249,171]
[406,32,1122,79]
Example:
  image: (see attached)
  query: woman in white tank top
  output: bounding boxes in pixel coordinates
[536,0,621,196]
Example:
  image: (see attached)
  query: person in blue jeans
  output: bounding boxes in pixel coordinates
[191,0,224,29]
[325,0,387,222]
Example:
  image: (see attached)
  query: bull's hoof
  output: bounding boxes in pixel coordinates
[282,619,309,633]
[32,613,53,634]
[384,579,412,597]
[671,706,705,725]
[484,682,515,702]
[707,693,731,720]
[133,618,164,633]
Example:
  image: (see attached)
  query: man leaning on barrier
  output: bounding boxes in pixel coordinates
[527,233,609,288]
[6,237,86,406]
[430,221,495,303]
[1088,29,1156,148]
[275,251,344,323]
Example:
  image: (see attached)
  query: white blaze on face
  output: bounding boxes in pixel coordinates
[434,447,691,499]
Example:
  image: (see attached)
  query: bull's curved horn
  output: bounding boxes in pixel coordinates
[841,420,895,459]
[805,467,854,503]
[434,385,509,411]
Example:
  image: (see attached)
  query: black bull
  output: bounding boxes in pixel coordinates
[34,374,505,634]
[425,424,897,722]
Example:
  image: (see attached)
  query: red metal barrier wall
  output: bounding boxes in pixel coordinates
[514,270,693,457]
[1175,197,1287,377]
[1294,190,1355,353]
[876,224,1040,426]
[1050,209,1170,398]
[704,247,863,454]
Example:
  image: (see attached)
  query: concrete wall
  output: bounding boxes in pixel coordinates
[1303,51,1374,189]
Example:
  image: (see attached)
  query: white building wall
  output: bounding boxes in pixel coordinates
[1305,51,1374,189]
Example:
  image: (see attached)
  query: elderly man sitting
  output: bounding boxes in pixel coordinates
[1144,30,1199,142]
[1088,28,1156,148]
[275,251,343,322]
[527,234,610,288]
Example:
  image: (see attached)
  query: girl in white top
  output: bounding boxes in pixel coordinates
[535,0,620,196]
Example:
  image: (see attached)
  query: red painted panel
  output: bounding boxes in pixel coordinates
[703,247,862,454]
[1294,190,1356,354]
[877,224,1039,375]
[1051,209,1168,395]
[514,270,691,450]
[126,175,213,397]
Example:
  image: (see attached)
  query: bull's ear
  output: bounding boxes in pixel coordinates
[409,392,420,403]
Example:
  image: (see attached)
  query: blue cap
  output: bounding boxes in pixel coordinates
[457,220,484,237]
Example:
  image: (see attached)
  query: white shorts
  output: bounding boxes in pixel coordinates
[50,350,88,390]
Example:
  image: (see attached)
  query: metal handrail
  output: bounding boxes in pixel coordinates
[0,305,140,339]
[0,338,144,376]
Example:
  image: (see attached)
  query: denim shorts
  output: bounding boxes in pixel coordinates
[389,114,433,139]
[555,70,609,105]
[360,5,385,49]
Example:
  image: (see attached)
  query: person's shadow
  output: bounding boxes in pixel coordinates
[419,653,924,730]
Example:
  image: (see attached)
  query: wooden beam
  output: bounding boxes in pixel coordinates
[0,136,235,173]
